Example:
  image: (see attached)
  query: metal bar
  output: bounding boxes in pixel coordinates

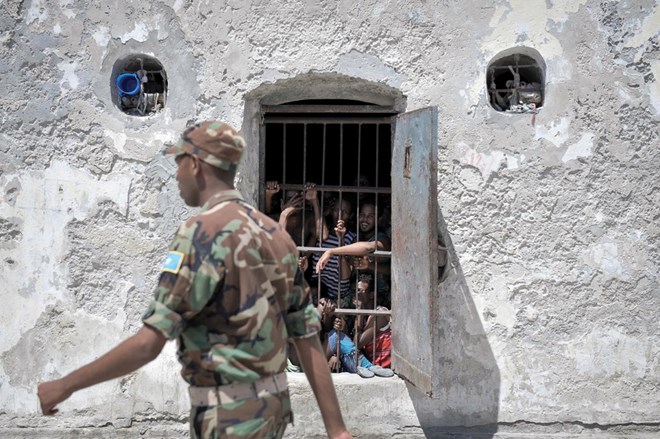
[357,122,362,205]
[375,123,380,188]
[262,105,397,114]
[373,124,380,306]
[258,115,267,210]
[354,302,361,367]
[297,246,391,257]
[489,87,542,92]
[303,123,307,184]
[339,123,344,190]
[489,64,540,69]
[320,123,326,244]
[333,308,391,317]
[282,124,287,186]
[354,123,363,336]
[276,183,391,194]
[371,317,376,364]
[265,117,393,124]
[301,123,307,246]
[337,123,344,305]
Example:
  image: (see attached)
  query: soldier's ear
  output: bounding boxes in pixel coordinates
[190,155,202,175]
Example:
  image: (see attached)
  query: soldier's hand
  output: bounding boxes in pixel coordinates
[37,379,72,416]
[265,181,280,194]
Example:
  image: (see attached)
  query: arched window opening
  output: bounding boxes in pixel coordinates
[111,55,167,116]
[487,49,545,113]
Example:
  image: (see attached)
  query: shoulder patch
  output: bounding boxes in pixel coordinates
[161,251,185,274]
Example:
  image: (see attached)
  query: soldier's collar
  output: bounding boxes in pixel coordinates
[200,189,244,212]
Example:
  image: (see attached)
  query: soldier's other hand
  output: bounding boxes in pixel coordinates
[332,431,355,439]
[334,220,346,237]
[37,379,72,416]
[265,181,280,193]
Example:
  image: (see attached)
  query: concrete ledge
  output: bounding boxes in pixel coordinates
[2,373,659,438]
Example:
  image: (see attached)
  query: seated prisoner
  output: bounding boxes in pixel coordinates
[326,317,393,378]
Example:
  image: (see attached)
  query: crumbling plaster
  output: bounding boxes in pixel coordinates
[0,0,658,437]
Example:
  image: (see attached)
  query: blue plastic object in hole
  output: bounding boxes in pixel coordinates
[117,73,140,96]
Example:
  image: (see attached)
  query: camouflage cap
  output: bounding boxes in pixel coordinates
[164,121,246,172]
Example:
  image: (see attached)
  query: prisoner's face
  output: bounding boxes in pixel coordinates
[331,199,352,224]
[356,280,373,303]
[359,204,376,234]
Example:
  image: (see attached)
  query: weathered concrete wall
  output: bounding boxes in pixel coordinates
[1,0,658,437]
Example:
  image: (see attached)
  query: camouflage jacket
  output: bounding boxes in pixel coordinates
[143,190,320,386]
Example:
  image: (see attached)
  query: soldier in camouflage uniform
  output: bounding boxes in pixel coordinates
[38,121,354,439]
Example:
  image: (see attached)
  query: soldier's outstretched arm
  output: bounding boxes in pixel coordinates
[291,334,354,439]
[37,325,166,416]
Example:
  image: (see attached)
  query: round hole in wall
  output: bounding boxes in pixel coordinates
[487,47,545,113]
[111,54,168,116]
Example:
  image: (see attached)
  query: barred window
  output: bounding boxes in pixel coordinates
[260,100,395,374]
[259,100,440,394]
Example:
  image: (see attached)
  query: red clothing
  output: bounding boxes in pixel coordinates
[363,329,391,368]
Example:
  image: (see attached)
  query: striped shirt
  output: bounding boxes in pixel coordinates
[310,231,356,299]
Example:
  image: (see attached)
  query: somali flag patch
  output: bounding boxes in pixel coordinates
[161,251,185,274]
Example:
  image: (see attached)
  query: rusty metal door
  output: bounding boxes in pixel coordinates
[391,106,438,396]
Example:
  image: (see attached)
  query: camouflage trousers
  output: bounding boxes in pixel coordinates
[189,388,292,439]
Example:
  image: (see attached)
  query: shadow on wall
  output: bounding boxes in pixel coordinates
[407,210,500,438]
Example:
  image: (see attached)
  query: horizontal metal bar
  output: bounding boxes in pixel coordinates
[489,64,541,69]
[298,246,391,257]
[489,87,542,92]
[276,183,391,194]
[263,117,393,124]
[262,105,397,114]
[333,308,391,316]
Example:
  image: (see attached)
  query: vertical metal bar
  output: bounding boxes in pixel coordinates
[357,123,362,206]
[371,312,376,363]
[375,123,380,188]
[303,123,307,184]
[282,124,287,186]
[259,118,267,210]
[337,123,344,306]
[318,124,327,308]
[373,123,380,310]
[339,123,344,191]
[354,311,360,368]
[321,124,327,190]
[301,123,307,246]
[321,124,327,232]
[355,123,362,306]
